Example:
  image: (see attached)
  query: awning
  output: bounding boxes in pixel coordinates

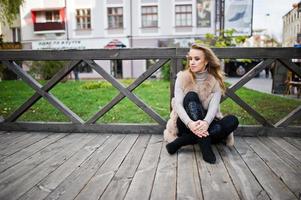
[104,39,126,49]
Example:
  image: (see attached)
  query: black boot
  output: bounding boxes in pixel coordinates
[166,135,197,154]
[199,137,216,164]
[166,141,180,154]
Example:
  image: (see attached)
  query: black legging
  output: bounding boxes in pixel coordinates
[176,91,239,146]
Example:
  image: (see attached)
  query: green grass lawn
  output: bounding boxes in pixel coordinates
[0,79,300,125]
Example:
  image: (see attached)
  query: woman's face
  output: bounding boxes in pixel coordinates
[187,48,208,73]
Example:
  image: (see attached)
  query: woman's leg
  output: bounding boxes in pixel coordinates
[166,92,203,154]
[183,92,216,164]
[183,92,206,120]
[184,92,222,136]
[166,118,198,154]
[211,115,239,144]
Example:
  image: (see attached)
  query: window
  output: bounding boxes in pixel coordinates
[141,6,158,27]
[175,5,192,27]
[45,10,60,22]
[76,9,91,29]
[107,7,123,29]
[11,27,21,42]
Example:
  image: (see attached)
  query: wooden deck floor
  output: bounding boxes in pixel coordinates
[0,131,301,200]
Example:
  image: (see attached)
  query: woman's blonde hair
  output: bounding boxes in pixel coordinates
[185,43,226,94]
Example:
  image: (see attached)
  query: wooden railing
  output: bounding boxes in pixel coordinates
[0,48,300,137]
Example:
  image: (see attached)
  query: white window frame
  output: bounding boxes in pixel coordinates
[75,8,91,30]
[141,5,158,28]
[107,6,124,29]
[174,4,193,27]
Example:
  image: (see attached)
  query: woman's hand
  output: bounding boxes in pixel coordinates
[188,120,209,138]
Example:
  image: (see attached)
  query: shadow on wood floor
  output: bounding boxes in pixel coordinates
[0,131,300,200]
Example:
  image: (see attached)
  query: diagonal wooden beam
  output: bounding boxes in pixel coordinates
[278,59,301,78]
[86,59,169,124]
[275,106,301,127]
[2,61,84,124]
[222,59,275,102]
[4,60,82,122]
[84,60,166,125]
[225,89,274,127]
[228,59,275,92]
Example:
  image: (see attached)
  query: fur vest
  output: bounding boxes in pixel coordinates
[163,70,223,143]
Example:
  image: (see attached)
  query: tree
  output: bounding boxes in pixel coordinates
[196,29,247,47]
[196,29,252,77]
[0,0,24,25]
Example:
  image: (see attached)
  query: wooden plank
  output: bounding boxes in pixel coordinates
[225,59,275,96]
[5,60,81,122]
[216,144,270,200]
[235,137,296,200]
[0,132,34,149]
[0,48,178,60]
[74,134,139,200]
[0,133,83,183]
[283,137,301,150]
[18,134,110,200]
[170,58,177,100]
[0,122,165,134]
[259,137,301,171]
[0,133,66,172]
[99,135,151,200]
[195,145,240,200]
[234,126,301,137]
[0,132,49,158]
[150,141,177,200]
[177,145,203,200]
[86,59,169,124]
[225,89,273,127]
[123,135,163,200]
[0,133,97,200]
[2,61,84,124]
[1,123,301,137]
[0,131,25,142]
[244,137,301,197]
[269,137,301,163]
[275,106,301,127]
[44,134,125,200]
[278,59,301,78]
[86,60,166,125]
[177,47,301,59]
[1,48,301,60]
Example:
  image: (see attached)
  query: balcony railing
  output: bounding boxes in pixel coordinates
[0,48,300,136]
[34,22,65,32]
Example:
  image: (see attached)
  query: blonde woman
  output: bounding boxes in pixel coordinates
[164,44,238,164]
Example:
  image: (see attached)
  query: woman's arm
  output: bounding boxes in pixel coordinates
[203,85,222,125]
[173,77,192,126]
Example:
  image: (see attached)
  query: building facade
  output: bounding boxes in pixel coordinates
[282,2,301,47]
[20,0,220,78]
[0,14,22,47]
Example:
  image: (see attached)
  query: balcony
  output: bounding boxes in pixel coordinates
[33,22,65,33]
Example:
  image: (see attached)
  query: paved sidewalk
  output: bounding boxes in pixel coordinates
[225,71,300,100]
[226,72,273,94]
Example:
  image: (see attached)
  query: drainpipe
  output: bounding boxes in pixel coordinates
[65,0,69,40]
[129,0,134,78]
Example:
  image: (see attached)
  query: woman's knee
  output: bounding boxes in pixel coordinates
[221,115,239,130]
[183,91,200,105]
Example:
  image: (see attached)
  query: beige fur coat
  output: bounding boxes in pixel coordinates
[163,70,223,143]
